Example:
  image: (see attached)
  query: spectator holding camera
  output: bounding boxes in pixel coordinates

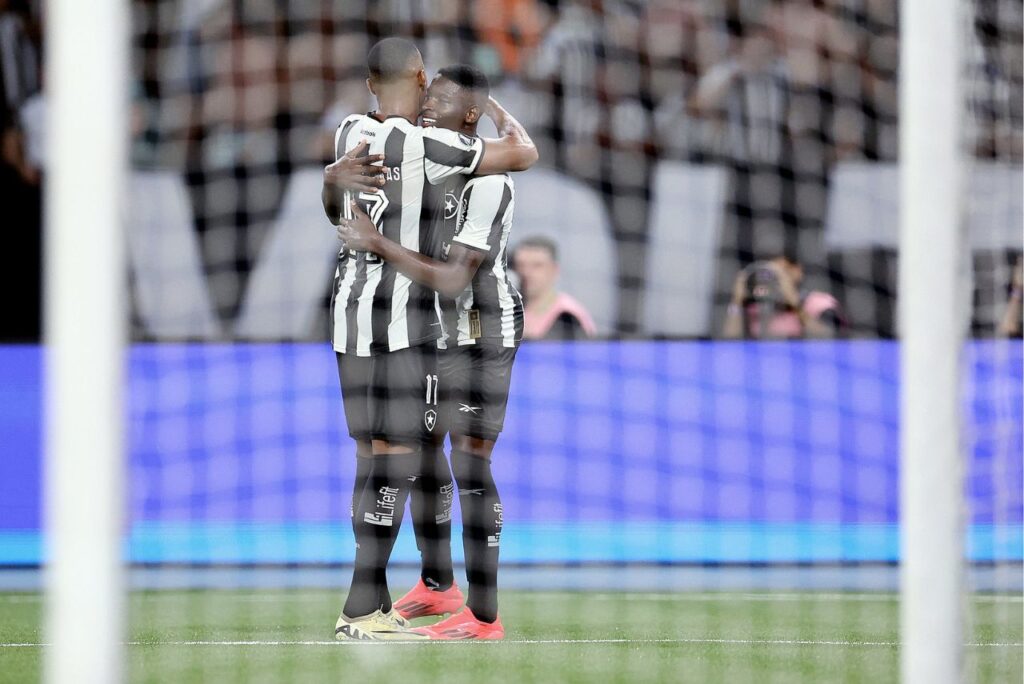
[722,255,844,339]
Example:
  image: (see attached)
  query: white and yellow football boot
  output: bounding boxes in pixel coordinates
[384,608,414,630]
[334,609,428,641]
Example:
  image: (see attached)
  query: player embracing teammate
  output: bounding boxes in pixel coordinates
[323,38,533,641]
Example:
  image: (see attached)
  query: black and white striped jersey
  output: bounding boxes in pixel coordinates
[329,113,484,356]
[436,174,524,349]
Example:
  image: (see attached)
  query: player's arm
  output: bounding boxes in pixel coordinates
[476,96,538,174]
[423,99,538,185]
[336,200,484,298]
[322,139,385,225]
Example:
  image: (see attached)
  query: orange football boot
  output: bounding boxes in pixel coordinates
[393,579,465,620]
[412,607,504,640]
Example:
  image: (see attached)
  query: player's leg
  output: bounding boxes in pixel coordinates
[336,351,374,532]
[342,441,423,633]
[415,345,516,640]
[386,344,464,619]
[394,442,463,619]
[351,442,372,531]
[335,352,420,639]
[342,344,445,623]
[409,442,456,590]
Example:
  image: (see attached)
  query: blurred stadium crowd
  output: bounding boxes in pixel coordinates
[0,0,1021,341]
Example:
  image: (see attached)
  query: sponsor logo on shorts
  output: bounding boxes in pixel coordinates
[458,404,481,415]
[424,409,437,431]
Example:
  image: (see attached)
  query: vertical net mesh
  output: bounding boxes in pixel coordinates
[962,0,1023,680]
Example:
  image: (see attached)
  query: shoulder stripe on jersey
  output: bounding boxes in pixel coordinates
[329,253,344,344]
[471,183,514,341]
[336,118,360,159]
[345,257,369,352]
[492,184,520,346]
[370,127,409,349]
[485,180,513,260]
[424,138,477,171]
[391,128,429,350]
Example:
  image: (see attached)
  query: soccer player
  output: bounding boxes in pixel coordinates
[337,64,525,640]
[323,39,537,641]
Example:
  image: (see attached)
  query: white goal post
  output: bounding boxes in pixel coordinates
[44,0,128,683]
[899,0,967,682]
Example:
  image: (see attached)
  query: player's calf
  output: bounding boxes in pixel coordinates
[451,448,502,624]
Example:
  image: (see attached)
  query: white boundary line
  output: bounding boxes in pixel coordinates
[2,638,1021,648]
[583,592,1024,604]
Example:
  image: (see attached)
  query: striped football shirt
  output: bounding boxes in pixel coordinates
[436,173,524,349]
[329,113,484,356]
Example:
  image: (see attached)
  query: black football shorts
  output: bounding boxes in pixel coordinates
[439,345,518,442]
[336,343,446,445]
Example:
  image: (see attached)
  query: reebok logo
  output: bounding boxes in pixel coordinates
[458,404,481,415]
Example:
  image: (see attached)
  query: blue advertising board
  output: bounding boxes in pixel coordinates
[1,341,1020,564]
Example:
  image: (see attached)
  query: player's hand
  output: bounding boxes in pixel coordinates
[336,200,380,253]
[483,96,502,121]
[324,140,385,193]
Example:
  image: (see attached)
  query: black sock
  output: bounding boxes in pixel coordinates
[451,449,502,623]
[344,452,419,618]
[351,455,373,536]
[411,445,455,590]
[350,455,386,608]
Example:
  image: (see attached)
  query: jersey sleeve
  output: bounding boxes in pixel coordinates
[333,114,363,160]
[452,176,513,253]
[422,127,484,184]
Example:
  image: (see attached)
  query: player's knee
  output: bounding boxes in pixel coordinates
[450,434,495,460]
[371,438,419,456]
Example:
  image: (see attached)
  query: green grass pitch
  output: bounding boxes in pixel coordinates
[1,590,1020,683]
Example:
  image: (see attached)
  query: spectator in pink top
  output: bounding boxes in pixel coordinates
[722,255,845,339]
[512,236,597,341]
